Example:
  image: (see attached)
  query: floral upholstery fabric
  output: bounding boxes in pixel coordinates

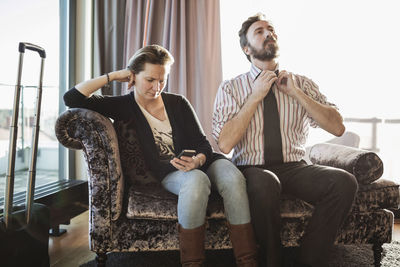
[352,179,400,213]
[114,119,159,185]
[125,186,314,221]
[55,109,124,222]
[55,108,400,254]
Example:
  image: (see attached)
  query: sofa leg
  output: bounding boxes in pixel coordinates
[96,252,107,267]
[372,242,383,267]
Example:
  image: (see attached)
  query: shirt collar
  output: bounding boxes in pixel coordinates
[249,63,280,82]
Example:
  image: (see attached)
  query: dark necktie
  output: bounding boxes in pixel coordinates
[261,70,283,166]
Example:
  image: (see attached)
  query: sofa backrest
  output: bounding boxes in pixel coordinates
[113,119,159,185]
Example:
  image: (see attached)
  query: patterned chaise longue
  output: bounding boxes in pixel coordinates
[55,108,400,267]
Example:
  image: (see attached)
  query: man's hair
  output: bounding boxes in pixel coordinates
[238,13,268,62]
[127,44,174,73]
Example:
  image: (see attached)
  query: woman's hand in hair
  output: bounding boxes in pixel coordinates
[75,69,134,96]
[109,69,135,89]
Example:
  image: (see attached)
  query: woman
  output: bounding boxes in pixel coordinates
[64,45,257,267]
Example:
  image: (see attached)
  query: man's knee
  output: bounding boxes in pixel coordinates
[243,167,281,197]
[331,169,358,201]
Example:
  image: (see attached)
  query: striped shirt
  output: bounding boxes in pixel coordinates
[212,64,336,166]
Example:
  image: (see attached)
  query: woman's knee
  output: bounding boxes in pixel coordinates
[210,160,247,195]
[225,173,247,196]
[179,170,211,199]
[217,171,249,208]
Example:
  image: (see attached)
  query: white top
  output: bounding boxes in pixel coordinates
[137,103,175,159]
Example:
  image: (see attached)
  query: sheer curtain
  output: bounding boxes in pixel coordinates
[123,0,223,148]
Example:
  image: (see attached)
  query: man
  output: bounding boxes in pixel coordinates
[212,13,358,267]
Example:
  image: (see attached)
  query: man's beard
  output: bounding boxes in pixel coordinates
[248,38,279,61]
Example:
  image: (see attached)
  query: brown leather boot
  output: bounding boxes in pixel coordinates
[228,222,258,267]
[178,224,205,266]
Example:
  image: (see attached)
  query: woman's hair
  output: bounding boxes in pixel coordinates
[127,44,174,73]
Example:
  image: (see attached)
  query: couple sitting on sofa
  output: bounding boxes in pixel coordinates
[63,14,358,267]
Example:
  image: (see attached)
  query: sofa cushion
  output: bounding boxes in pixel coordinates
[309,143,384,184]
[126,185,314,220]
[126,179,399,222]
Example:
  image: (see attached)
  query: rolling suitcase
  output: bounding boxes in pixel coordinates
[0,42,50,267]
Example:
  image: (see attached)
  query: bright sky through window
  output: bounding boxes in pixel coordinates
[0,0,59,109]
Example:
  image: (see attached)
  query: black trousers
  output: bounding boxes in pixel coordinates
[240,161,358,267]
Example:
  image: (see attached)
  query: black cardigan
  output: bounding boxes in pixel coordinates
[64,88,223,180]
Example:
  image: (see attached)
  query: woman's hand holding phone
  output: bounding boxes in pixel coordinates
[176,149,196,158]
[170,150,205,172]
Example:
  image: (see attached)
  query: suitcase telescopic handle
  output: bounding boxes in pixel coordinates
[4,42,46,228]
[19,42,46,58]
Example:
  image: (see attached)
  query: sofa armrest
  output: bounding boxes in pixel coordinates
[55,108,124,221]
[309,143,383,184]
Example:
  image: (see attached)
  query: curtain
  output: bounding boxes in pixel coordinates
[123,0,223,149]
[93,0,127,95]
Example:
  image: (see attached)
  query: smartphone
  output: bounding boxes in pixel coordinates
[176,149,196,158]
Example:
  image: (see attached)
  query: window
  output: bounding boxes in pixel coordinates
[220,0,400,183]
[0,0,60,200]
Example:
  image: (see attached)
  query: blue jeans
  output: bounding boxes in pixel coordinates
[161,159,251,229]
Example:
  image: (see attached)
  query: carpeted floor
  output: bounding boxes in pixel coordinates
[80,241,400,267]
